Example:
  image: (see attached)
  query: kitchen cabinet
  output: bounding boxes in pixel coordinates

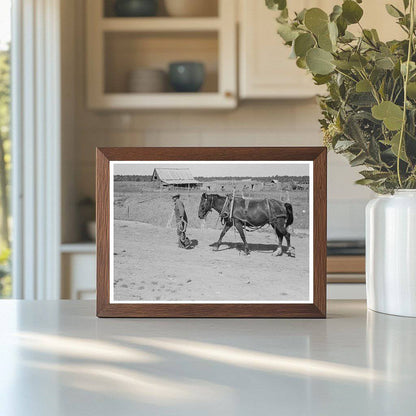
[238,0,404,99]
[86,0,237,109]
[239,0,323,99]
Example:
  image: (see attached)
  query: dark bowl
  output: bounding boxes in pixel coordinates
[168,62,205,93]
[114,0,158,17]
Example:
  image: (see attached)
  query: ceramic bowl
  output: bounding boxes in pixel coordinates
[168,62,205,93]
[127,68,167,93]
[114,0,158,17]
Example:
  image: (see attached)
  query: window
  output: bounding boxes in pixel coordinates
[0,0,11,298]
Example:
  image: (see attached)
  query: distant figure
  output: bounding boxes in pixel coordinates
[172,194,190,249]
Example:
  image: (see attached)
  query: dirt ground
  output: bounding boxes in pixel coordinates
[113,220,310,302]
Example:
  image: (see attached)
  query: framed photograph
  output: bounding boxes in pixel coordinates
[96,147,327,318]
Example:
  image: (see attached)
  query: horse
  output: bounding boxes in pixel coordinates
[198,193,295,256]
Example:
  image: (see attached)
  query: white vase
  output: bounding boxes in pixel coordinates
[366,190,416,317]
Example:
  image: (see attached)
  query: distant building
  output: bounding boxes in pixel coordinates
[152,168,201,188]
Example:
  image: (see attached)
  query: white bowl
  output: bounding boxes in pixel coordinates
[127,68,167,93]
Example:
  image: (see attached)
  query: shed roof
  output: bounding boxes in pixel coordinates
[153,168,200,185]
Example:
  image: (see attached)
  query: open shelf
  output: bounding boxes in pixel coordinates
[104,31,219,94]
[86,0,236,109]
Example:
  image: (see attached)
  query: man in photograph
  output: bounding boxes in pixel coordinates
[172,194,190,249]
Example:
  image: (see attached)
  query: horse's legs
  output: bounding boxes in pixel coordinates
[213,221,232,250]
[273,219,295,257]
[234,221,250,255]
[272,225,284,256]
[284,230,295,257]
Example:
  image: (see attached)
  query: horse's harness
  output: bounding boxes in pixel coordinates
[220,194,287,231]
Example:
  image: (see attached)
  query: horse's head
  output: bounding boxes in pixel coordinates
[198,193,212,219]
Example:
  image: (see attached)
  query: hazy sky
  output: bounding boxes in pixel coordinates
[113,162,311,177]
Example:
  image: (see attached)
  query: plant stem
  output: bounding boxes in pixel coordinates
[397,0,415,188]
[334,68,357,83]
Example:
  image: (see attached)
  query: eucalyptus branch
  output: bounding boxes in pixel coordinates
[334,68,358,83]
[358,69,381,104]
[267,0,416,193]
[397,0,415,188]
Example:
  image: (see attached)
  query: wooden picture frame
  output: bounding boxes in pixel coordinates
[97,147,327,318]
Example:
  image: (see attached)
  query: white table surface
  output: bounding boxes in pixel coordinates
[0,300,415,416]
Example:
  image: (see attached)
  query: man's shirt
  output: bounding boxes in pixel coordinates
[174,199,187,222]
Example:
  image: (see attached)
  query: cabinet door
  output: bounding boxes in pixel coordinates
[239,0,320,99]
[238,0,403,99]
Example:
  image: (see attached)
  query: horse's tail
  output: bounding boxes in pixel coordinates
[284,203,293,227]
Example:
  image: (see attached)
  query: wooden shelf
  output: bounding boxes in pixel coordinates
[101,17,221,32]
[89,92,235,110]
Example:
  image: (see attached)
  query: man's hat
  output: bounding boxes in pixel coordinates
[172,194,180,199]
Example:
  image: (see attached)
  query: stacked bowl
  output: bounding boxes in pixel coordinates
[127,68,167,93]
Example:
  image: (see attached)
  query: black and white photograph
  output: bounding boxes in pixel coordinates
[110,161,313,303]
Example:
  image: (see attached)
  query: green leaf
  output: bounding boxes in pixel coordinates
[407,82,416,99]
[369,136,381,162]
[266,0,287,11]
[306,48,335,75]
[277,23,299,42]
[359,170,391,180]
[372,101,404,130]
[401,61,416,76]
[403,0,410,9]
[330,5,343,22]
[313,74,332,85]
[280,8,289,19]
[333,59,353,70]
[294,33,315,57]
[328,21,338,45]
[304,8,329,35]
[350,152,368,167]
[371,29,380,42]
[382,132,409,162]
[356,79,372,92]
[334,139,355,152]
[342,0,363,24]
[349,92,377,107]
[355,178,377,185]
[339,31,356,42]
[385,4,403,18]
[336,15,348,36]
[296,57,307,69]
[350,53,368,69]
[318,31,333,52]
[295,8,307,22]
[318,22,338,53]
[362,29,375,44]
[375,56,395,70]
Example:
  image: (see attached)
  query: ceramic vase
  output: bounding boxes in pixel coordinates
[366,190,416,317]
